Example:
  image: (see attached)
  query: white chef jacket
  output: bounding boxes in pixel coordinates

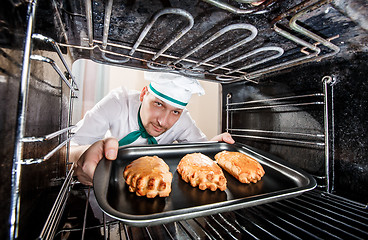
[71,87,207,146]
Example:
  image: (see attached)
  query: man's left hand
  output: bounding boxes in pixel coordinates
[210,132,235,144]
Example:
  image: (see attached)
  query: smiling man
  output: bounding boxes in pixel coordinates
[70,71,234,185]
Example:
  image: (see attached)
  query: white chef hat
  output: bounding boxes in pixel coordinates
[144,71,205,109]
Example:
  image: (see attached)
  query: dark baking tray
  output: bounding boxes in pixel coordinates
[93,142,316,226]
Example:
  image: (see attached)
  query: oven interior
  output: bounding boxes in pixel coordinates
[1,0,367,239]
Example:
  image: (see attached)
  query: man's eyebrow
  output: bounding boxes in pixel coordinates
[153,96,182,111]
[153,96,164,103]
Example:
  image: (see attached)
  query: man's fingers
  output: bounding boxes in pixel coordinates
[78,139,105,183]
[75,163,93,185]
[224,133,235,144]
[74,137,119,186]
[103,137,119,160]
[210,132,235,144]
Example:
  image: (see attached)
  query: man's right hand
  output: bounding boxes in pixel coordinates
[71,137,119,186]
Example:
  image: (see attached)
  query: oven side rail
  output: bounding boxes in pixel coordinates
[8,0,78,238]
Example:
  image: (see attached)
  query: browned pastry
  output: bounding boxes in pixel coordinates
[177,153,227,191]
[214,151,265,184]
[123,156,173,198]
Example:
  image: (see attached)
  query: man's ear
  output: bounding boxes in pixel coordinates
[139,86,148,102]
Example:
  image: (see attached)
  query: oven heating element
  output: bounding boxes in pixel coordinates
[56,0,340,83]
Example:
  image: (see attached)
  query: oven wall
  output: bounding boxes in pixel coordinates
[0,0,75,238]
[222,53,368,204]
[0,46,72,240]
[0,48,21,240]
[0,47,72,239]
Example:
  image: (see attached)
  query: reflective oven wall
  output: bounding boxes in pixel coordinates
[1,0,367,239]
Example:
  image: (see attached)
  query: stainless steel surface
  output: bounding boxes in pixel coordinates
[81,186,91,240]
[101,0,122,63]
[202,0,275,14]
[21,136,74,165]
[39,0,349,82]
[29,55,77,94]
[289,0,340,61]
[31,34,78,89]
[39,163,75,240]
[228,101,324,111]
[221,46,284,74]
[173,23,257,67]
[221,55,368,201]
[226,93,325,106]
[242,0,340,82]
[225,75,336,192]
[135,8,194,62]
[192,24,257,69]
[1,0,367,239]
[85,0,94,47]
[226,87,326,147]
[5,1,77,238]
[93,142,316,227]
[9,0,38,238]
[230,134,325,146]
[21,126,76,143]
[323,76,333,193]
[54,188,368,239]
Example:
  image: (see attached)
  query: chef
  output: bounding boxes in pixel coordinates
[70,71,234,185]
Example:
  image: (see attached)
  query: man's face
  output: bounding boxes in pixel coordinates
[140,88,183,137]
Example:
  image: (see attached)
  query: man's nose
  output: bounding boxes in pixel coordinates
[158,111,170,127]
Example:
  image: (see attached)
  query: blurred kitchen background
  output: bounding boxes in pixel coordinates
[72,60,222,140]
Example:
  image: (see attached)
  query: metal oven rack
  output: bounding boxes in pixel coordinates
[225,75,335,192]
[9,1,78,239]
[52,188,367,240]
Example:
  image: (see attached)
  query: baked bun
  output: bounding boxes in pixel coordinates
[123,156,172,198]
[215,151,265,184]
[177,153,227,191]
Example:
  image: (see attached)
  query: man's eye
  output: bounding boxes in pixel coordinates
[155,102,162,106]
[173,110,180,115]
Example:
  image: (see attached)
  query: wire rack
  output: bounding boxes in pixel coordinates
[53,187,368,240]
[225,76,335,192]
[57,0,340,84]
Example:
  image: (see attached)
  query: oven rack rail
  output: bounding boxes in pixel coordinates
[225,92,326,147]
[39,163,76,240]
[14,32,78,166]
[20,126,76,165]
[56,0,339,84]
[226,76,334,191]
[32,33,79,90]
[52,187,368,240]
[9,0,78,238]
[225,76,332,147]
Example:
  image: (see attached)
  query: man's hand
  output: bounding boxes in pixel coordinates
[210,132,235,144]
[71,137,119,185]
